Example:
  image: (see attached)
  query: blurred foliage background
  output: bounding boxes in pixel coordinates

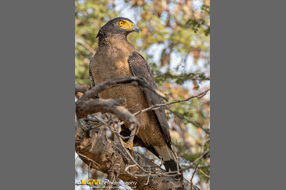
[75,0,210,189]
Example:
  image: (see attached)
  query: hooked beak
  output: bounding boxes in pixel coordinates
[132,25,139,33]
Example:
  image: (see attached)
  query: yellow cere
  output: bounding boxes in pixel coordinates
[118,20,134,31]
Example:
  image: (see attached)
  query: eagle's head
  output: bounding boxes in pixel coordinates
[96,17,139,39]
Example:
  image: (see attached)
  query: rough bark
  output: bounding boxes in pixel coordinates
[75,121,199,190]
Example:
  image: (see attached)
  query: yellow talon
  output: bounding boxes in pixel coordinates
[123,142,135,151]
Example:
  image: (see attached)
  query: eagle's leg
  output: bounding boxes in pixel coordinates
[123,142,134,151]
[124,123,138,151]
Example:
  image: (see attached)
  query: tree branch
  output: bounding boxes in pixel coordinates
[75,84,90,95]
[75,121,199,190]
[78,76,168,102]
[133,89,210,117]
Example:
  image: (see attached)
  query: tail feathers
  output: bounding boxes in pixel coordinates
[164,159,180,172]
[154,145,184,184]
[153,145,180,172]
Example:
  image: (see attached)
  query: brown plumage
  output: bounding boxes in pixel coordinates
[89,17,180,173]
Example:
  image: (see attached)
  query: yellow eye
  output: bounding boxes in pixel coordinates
[118,21,125,26]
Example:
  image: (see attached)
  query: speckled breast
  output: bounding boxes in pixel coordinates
[90,49,165,147]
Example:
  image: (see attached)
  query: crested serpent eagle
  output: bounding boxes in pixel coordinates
[89,17,181,174]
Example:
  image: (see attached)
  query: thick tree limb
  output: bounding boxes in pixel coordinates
[78,76,168,102]
[75,84,90,95]
[75,84,90,99]
[75,122,199,190]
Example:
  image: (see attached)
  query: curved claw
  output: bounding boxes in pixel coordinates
[123,141,135,151]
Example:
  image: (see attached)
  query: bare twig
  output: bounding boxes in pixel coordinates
[168,107,210,134]
[198,169,210,179]
[182,150,210,171]
[133,88,210,116]
[190,164,199,190]
[77,152,101,170]
[75,38,96,54]
[175,152,181,175]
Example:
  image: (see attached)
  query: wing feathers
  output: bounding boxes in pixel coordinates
[128,51,171,147]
